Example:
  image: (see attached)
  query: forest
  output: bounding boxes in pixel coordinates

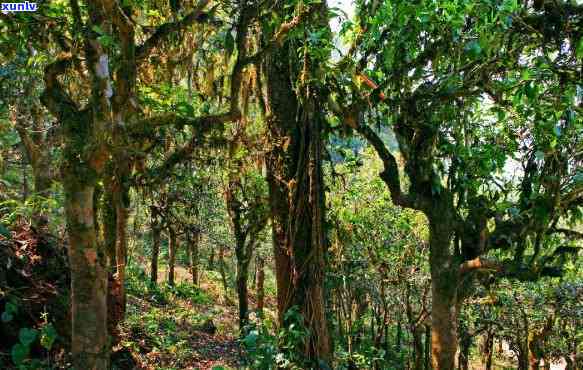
[0,0,581,369]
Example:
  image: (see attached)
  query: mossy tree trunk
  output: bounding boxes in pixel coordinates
[38,0,216,367]
[263,50,332,366]
[41,15,113,368]
[64,178,109,368]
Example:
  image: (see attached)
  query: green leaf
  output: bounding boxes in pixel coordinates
[576,38,583,59]
[18,328,38,346]
[0,223,11,238]
[464,40,482,58]
[40,324,57,350]
[98,34,115,48]
[1,312,13,322]
[11,343,29,365]
[242,330,258,347]
[91,25,104,35]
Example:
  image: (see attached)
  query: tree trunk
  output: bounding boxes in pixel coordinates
[168,228,177,286]
[413,328,424,370]
[458,333,471,370]
[208,249,215,270]
[519,351,529,370]
[396,316,402,352]
[428,216,458,370]
[64,183,109,368]
[114,189,128,315]
[256,256,265,316]
[218,246,230,301]
[518,312,530,370]
[424,325,431,370]
[151,224,160,285]
[102,182,117,271]
[235,241,251,332]
[564,356,574,370]
[190,230,200,285]
[482,330,494,370]
[529,335,541,370]
[21,148,29,201]
[263,23,331,366]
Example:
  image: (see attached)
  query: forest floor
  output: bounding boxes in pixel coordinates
[111,263,569,370]
[113,264,250,370]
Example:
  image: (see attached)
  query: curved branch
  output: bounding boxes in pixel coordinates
[355,124,421,210]
[459,255,571,281]
[40,55,79,120]
[135,0,211,65]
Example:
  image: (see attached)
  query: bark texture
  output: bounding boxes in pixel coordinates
[64,182,108,369]
[429,215,458,370]
[262,18,331,361]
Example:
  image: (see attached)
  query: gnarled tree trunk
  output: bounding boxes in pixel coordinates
[263,43,331,362]
[64,181,109,368]
[259,2,334,363]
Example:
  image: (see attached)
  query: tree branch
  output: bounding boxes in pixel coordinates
[135,0,211,65]
[132,111,234,134]
[240,8,308,66]
[40,55,79,120]
[355,124,422,210]
[459,257,502,275]
[459,255,571,281]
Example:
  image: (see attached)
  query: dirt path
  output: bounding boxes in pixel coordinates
[114,265,244,369]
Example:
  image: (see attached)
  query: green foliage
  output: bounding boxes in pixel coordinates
[242,307,311,369]
[7,321,57,368]
[170,282,211,305]
[1,300,18,323]
[0,195,61,224]
[39,324,57,351]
